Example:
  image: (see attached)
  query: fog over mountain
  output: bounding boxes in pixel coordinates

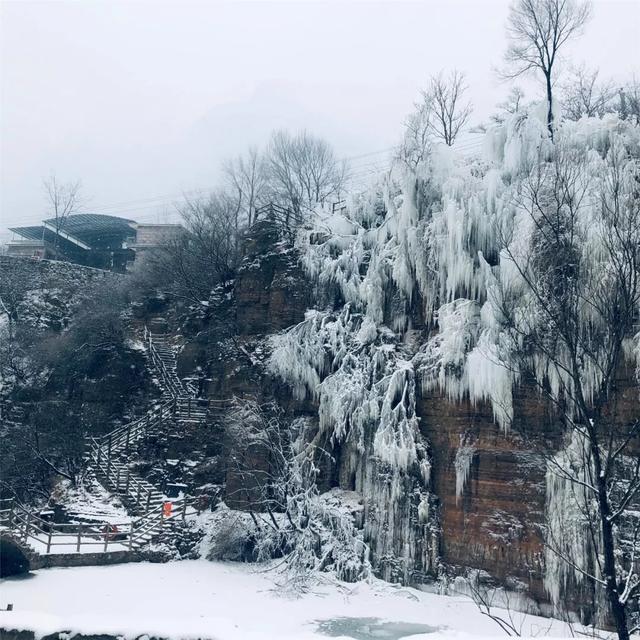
[1,0,638,237]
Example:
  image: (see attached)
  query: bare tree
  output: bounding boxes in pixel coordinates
[265,130,347,218]
[463,568,544,637]
[141,190,241,306]
[422,70,472,146]
[226,401,368,589]
[503,0,592,139]
[619,78,640,124]
[491,86,528,124]
[43,174,84,259]
[223,147,268,227]
[396,99,433,170]
[493,134,640,639]
[561,66,616,120]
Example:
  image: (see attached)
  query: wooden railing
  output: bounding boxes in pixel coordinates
[88,399,176,460]
[142,326,186,398]
[331,200,347,214]
[252,202,306,241]
[0,496,193,555]
[0,330,206,556]
[86,440,196,518]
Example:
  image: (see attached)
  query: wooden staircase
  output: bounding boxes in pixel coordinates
[2,325,232,556]
[83,328,205,541]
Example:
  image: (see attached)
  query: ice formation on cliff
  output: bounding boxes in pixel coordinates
[454,434,476,505]
[269,306,436,582]
[270,106,640,593]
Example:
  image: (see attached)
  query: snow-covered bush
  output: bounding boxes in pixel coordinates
[223,401,370,590]
[198,505,258,562]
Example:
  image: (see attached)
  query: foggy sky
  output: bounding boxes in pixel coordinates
[1,0,638,235]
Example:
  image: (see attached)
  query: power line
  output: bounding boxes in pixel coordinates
[5,139,489,228]
[343,147,394,161]
[85,186,217,214]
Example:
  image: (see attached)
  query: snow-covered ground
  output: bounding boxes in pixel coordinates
[0,560,584,640]
[58,480,133,527]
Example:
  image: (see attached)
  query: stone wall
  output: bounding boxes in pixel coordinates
[0,255,121,285]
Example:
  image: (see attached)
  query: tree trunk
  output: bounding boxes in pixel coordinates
[592,440,630,640]
[546,72,554,141]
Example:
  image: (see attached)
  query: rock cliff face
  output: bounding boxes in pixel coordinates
[224,227,544,584]
[235,221,311,338]
[184,216,638,616]
[175,222,313,509]
[418,391,548,598]
[6,113,637,629]
[206,225,546,590]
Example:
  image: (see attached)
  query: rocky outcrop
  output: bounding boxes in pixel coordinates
[235,221,311,337]
[417,391,548,599]
[0,536,31,577]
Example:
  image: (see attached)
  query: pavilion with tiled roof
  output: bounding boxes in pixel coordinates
[8,214,138,271]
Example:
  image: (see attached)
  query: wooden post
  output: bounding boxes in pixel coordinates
[146,490,152,512]
[77,523,82,552]
[23,511,31,542]
[181,499,187,522]
[136,481,142,507]
[46,529,53,554]
[107,435,112,477]
[115,467,121,493]
[125,469,131,495]
[8,499,14,528]
[96,442,102,468]
[103,527,109,552]
[128,527,134,551]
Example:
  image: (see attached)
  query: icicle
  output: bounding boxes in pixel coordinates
[543,431,600,611]
[454,434,476,505]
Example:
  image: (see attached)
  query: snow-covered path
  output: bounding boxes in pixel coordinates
[0,560,581,640]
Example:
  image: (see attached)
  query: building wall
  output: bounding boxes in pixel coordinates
[133,224,183,247]
[6,243,47,259]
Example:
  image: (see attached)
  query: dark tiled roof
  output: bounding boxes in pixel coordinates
[9,225,93,250]
[8,226,46,242]
[43,213,135,230]
[11,214,136,249]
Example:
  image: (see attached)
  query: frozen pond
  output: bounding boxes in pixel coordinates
[317,617,439,639]
[0,560,581,640]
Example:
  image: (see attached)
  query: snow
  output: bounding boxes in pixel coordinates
[56,479,133,527]
[0,560,582,640]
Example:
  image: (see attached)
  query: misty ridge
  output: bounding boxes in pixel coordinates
[0,2,639,640]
